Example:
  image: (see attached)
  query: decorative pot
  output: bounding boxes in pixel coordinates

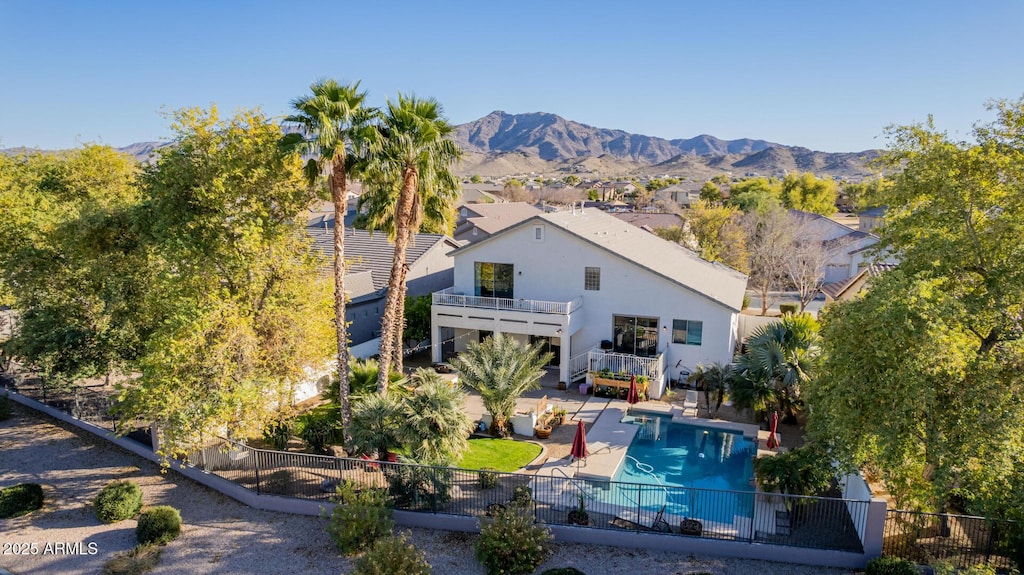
[567,510,590,526]
[535,426,552,439]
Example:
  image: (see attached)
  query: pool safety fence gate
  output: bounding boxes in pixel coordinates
[193,439,870,553]
[883,509,1022,572]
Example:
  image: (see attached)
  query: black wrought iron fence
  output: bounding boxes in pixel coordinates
[884,509,1023,571]
[1,373,119,432]
[194,439,869,552]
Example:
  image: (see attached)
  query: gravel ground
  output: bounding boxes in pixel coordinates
[0,402,855,575]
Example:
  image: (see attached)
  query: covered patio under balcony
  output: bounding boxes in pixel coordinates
[430,288,584,384]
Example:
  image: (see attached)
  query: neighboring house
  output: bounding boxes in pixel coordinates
[307,227,459,355]
[858,206,886,234]
[430,208,748,398]
[789,210,881,283]
[610,212,684,232]
[655,183,702,208]
[820,262,897,303]
[459,183,505,204]
[453,202,542,245]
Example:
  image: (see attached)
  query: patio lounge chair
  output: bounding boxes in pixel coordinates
[610,504,672,533]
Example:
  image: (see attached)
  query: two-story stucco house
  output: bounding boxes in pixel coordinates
[430,207,748,398]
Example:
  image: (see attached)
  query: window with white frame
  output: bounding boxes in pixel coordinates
[533,225,544,241]
[672,319,703,346]
[584,267,600,290]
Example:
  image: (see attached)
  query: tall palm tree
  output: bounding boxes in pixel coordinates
[283,79,374,449]
[361,94,462,394]
[452,334,552,437]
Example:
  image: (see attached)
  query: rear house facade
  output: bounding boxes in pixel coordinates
[431,208,747,398]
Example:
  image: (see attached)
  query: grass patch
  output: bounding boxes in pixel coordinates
[103,544,162,575]
[457,438,541,472]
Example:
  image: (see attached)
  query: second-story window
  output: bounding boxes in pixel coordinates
[584,267,601,290]
[475,262,514,298]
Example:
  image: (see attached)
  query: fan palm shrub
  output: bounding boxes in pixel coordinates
[398,371,472,465]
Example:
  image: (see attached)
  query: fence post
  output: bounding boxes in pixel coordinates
[252,447,261,495]
[430,466,438,513]
[636,485,642,533]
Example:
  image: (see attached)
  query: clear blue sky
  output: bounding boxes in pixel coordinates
[2,0,1023,152]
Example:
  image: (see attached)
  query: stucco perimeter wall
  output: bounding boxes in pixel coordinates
[6,390,885,570]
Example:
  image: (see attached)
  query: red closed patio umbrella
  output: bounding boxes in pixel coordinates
[766,411,780,450]
[626,374,640,407]
[570,420,588,475]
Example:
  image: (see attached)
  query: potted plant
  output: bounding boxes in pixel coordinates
[534,422,552,439]
[553,406,568,425]
[567,493,589,525]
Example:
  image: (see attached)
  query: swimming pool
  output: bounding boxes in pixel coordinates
[595,414,758,524]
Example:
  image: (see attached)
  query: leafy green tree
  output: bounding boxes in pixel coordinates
[840,177,892,211]
[808,98,1024,514]
[283,79,375,449]
[403,295,432,347]
[0,146,150,385]
[399,372,473,465]
[699,181,722,204]
[470,174,482,184]
[780,172,838,215]
[451,335,552,437]
[686,201,749,272]
[586,189,600,201]
[727,177,782,213]
[645,178,670,192]
[711,174,731,186]
[563,175,580,186]
[361,95,462,392]
[116,107,332,458]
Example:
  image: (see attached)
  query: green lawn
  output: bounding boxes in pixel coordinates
[457,438,542,472]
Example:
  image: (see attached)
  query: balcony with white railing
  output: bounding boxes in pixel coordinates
[432,288,583,316]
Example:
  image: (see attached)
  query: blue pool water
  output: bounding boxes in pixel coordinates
[596,414,757,524]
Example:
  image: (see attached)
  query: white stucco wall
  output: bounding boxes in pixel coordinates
[447,222,740,373]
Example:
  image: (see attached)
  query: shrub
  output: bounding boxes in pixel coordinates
[299,408,342,453]
[0,393,13,420]
[511,485,532,507]
[261,469,291,495]
[385,465,452,511]
[478,468,499,490]
[541,568,586,575]
[326,480,394,555]
[102,543,162,575]
[94,480,144,523]
[262,418,293,451]
[352,532,431,575]
[865,556,918,575]
[476,505,552,575]
[136,506,182,545]
[0,482,44,518]
[779,303,798,315]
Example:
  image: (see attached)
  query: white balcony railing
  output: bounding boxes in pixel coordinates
[432,288,582,316]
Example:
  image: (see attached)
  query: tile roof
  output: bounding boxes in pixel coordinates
[305,228,457,302]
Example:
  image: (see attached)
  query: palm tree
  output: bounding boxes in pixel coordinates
[689,362,732,418]
[451,335,552,437]
[361,94,462,393]
[348,392,403,460]
[399,371,472,465]
[283,79,375,449]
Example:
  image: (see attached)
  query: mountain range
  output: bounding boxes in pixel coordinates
[3,111,879,180]
[453,111,878,179]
